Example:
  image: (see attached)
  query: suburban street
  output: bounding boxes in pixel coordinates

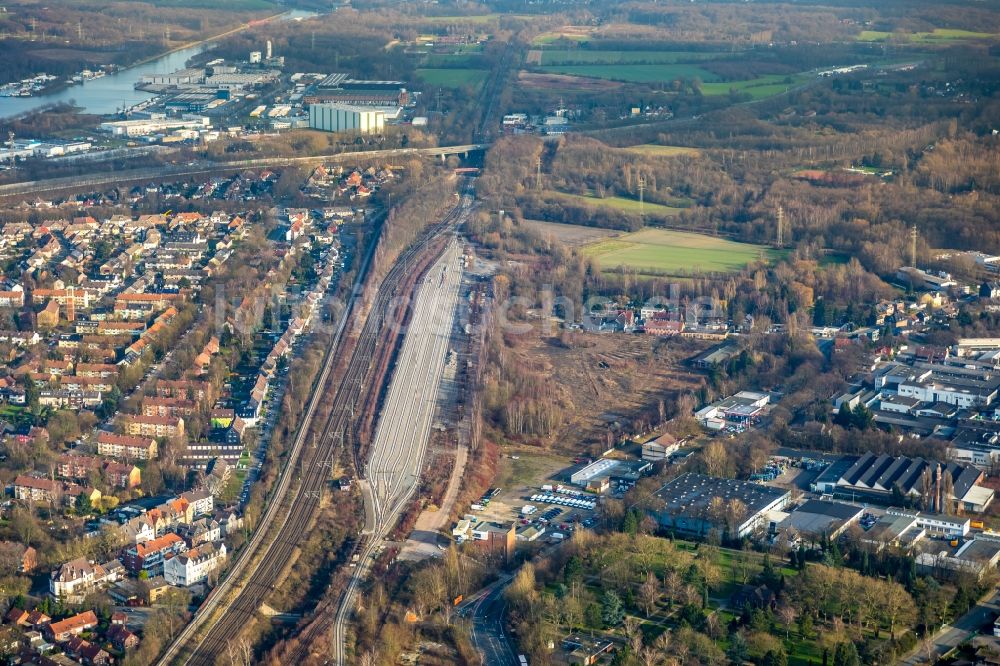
[900,588,1000,665]
[465,580,520,666]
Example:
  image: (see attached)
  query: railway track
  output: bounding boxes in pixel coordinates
[157,201,460,665]
[331,198,470,665]
[0,144,488,199]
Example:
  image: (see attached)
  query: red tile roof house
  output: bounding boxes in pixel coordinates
[44,610,98,642]
[0,541,38,572]
[107,623,140,650]
[65,635,112,665]
[123,532,185,576]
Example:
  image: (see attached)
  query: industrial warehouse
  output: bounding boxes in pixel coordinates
[811,452,994,513]
[653,473,791,538]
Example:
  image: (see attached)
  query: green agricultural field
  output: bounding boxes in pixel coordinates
[421,13,497,23]
[415,68,489,88]
[581,228,779,275]
[421,53,484,67]
[858,28,996,42]
[539,50,722,65]
[540,63,719,83]
[700,73,809,99]
[552,191,688,217]
[624,144,701,157]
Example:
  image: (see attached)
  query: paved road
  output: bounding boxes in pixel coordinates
[459,577,519,666]
[900,588,1000,665]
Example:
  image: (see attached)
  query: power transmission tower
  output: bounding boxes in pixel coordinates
[776,205,784,247]
[535,157,543,190]
[77,21,82,41]
[637,174,646,217]
[910,225,918,267]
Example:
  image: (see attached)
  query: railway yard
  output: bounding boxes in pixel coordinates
[156,194,470,665]
[334,217,469,665]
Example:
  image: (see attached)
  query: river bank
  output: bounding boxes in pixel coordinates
[0,8,318,120]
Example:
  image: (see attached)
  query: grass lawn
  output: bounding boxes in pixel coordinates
[0,405,25,419]
[422,53,484,67]
[858,28,997,42]
[415,68,489,88]
[624,144,701,158]
[551,190,688,217]
[581,228,780,275]
[540,63,719,83]
[531,30,592,45]
[496,452,567,489]
[540,50,723,66]
[700,74,809,99]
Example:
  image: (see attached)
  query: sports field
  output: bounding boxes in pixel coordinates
[540,63,719,83]
[552,191,688,217]
[539,50,722,65]
[415,68,489,88]
[581,228,779,275]
[624,144,701,158]
[699,74,809,99]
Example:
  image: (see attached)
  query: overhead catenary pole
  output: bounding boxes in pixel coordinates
[776,205,784,247]
[637,174,646,217]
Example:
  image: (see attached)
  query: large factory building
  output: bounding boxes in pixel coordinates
[308,103,385,133]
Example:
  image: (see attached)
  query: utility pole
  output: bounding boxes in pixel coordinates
[776,205,784,247]
[535,157,543,190]
[910,225,918,268]
[637,174,646,217]
[77,21,82,41]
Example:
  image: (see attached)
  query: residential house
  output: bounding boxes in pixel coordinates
[123,414,184,439]
[45,611,98,642]
[50,558,118,602]
[162,542,227,587]
[179,489,214,517]
[96,432,158,460]
[122,532,185,576]
[0,541,37,573]
[107,623,139,651]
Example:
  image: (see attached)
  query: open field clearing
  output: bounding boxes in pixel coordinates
[421,53,484,67]
[624,144,701,157]
[551,190,688,217]
[415,68,489,88]
[699,73,810,99]
[496,329,711,450]
[531,25,595,45]
[517,71,624,92]
[581,228,779,275]
[539,63,720,83]
[420,13,529,24]
[520,219,624,247]
[858,28,997,42]
[538,50,723,65]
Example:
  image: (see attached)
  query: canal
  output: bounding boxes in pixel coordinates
[0,9,317,120]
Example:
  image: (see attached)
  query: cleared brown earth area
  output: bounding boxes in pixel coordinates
[506,329,710,451]
[517,71,623,92]
[520,219,623,247]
